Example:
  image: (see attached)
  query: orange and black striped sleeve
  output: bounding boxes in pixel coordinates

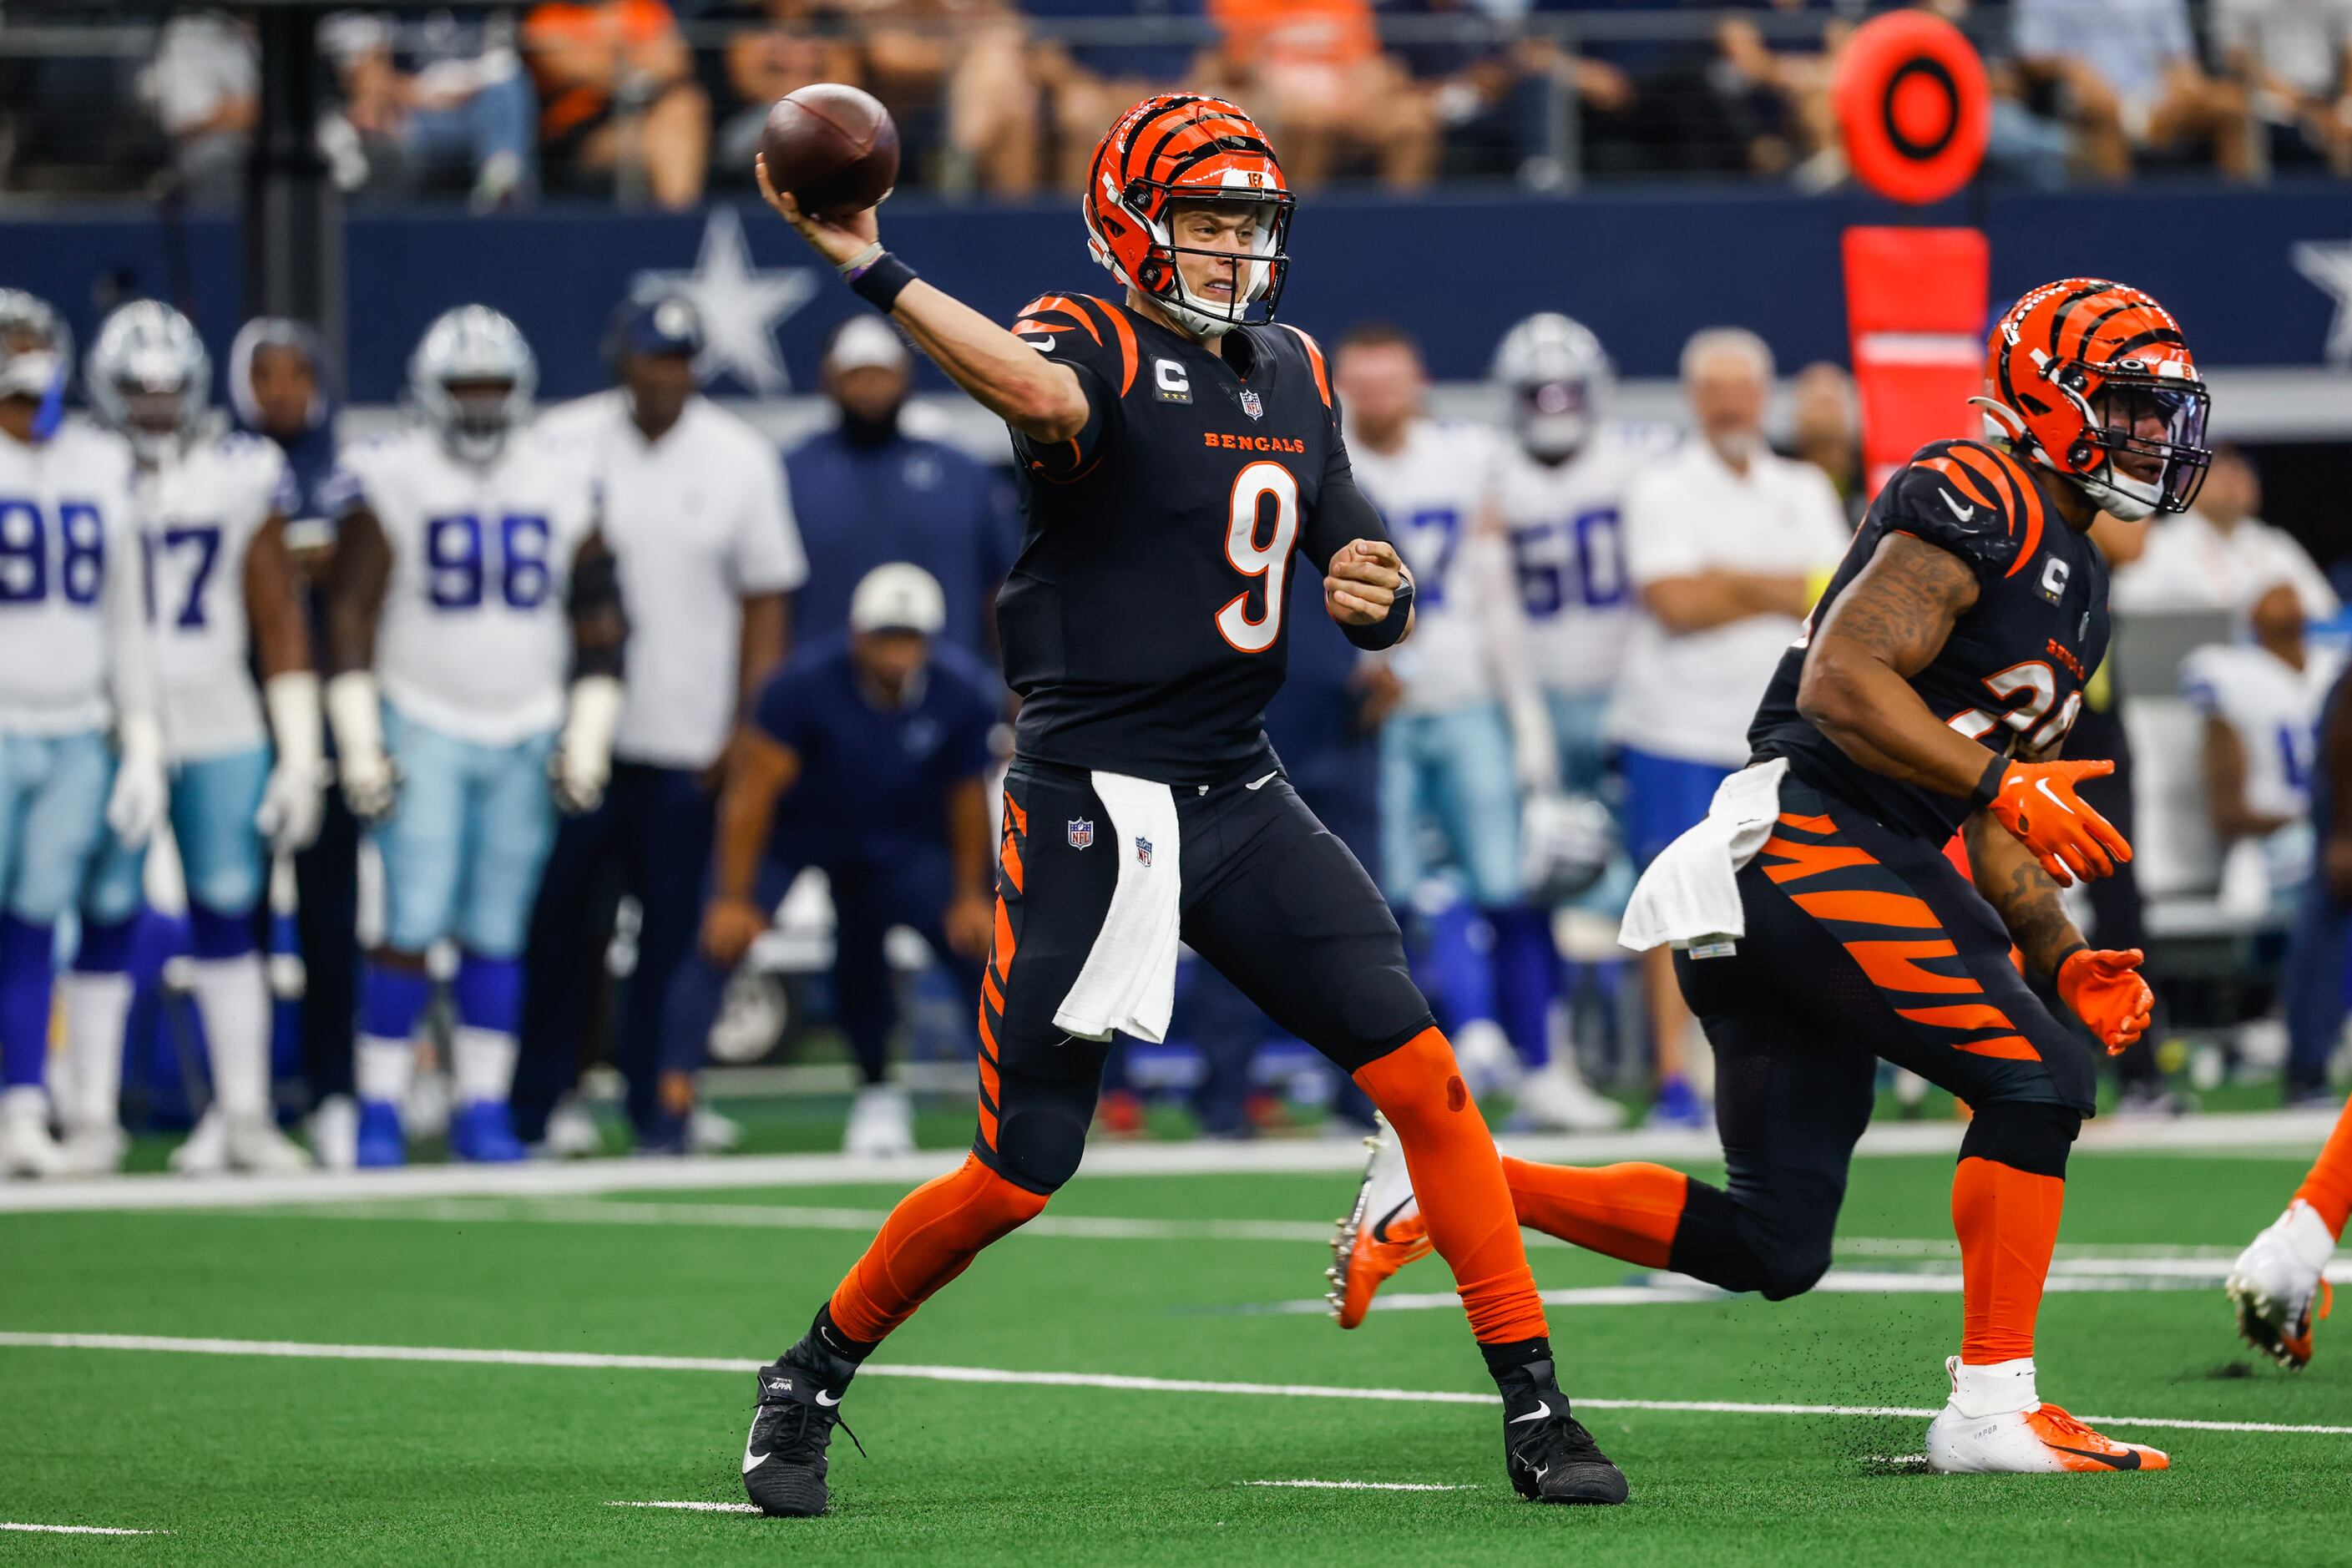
[1005,292,1135,483]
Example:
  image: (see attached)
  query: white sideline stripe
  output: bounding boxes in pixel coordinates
[0,1108,2335,1214]
[0,1521,166,1535]
[1240,1479,1474,1491]
[4,1330,2349,1438]
[609,1501,761,1515]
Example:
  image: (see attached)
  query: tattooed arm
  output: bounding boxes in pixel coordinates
[1962,806,2086,978]
[1794,532,1992,795]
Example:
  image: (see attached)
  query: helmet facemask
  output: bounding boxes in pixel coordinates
[1100,180,1293,341]
[428,377,525,465]
[2051,362,2211,521]
[1515,378,1599,464]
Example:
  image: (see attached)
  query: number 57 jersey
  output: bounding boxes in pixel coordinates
[334,427,598,744]
[1749,438,2111,842]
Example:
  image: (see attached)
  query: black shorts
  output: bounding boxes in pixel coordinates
[975,753,1434,1194]
[1675,775,2097,1118]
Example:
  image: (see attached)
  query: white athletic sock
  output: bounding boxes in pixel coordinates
[57,971,134,1131]
[187,953,271,1121]
[1951,1356,2039,1418]
[450,1025,518,1107]
[355,1035,417,1106]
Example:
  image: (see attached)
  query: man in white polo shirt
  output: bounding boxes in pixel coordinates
[1605,326,1851,1127]
[518,291,807,1153]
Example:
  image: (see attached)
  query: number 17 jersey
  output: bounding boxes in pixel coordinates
[999,293,1383,787]
[333,427,598,745]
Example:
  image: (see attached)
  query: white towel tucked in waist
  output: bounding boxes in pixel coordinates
[1617,758,1789,953]
[1054,770,1184,1044]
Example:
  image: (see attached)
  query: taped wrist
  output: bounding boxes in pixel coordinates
[1341,570,1414,651]
[847,249,918,313]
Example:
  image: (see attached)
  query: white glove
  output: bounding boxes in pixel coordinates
[105,711,169,845]
[1506,691,1561,796]
[255,670,326,853]
[325,670,399,822]
[550,674,624,815]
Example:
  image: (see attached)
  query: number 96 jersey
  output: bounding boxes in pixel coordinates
[333,427,597,744]
[999,293,1383,786]
[137,432,296,760]
[1749,438,2111,842]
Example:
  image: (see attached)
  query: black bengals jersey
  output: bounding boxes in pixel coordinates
[1749,438,2112,842]
[995,291,1391,787]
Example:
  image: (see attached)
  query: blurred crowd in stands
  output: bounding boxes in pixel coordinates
[1,0,2349,207]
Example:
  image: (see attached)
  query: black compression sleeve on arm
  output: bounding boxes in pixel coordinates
[568,546,627,679]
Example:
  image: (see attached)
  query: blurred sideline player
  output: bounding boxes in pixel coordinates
[519,291,803,1156]
[323,306,623,1166]
[2229,1095,2352,1367]
[1490,311,1676,1115]
[676,564,996,1160]
[1604,328,1849,1127]
[1335,279,2206,1474]
[737,93,1629,1514]
[1334,320,1616,1131]
[62,301,325,1176]
[0,292,162,1178]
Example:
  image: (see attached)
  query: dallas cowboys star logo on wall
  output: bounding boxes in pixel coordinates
[632,207,819,394]
[2292,240,2352,369]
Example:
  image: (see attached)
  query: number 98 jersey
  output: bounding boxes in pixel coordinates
[136,432,295,759]
[0,419,134,731]
[999,293,1383,786]
[1749,438,2112,842]
[333,427,597,745]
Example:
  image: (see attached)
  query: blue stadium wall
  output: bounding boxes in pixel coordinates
[3,181,2347,399]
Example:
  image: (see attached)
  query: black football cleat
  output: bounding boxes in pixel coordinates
[1498,1359,1629,1505]
[741,1356,857,1517]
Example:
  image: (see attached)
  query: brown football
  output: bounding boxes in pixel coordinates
[757,84,900,220]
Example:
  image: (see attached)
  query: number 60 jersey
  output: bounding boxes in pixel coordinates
[999,293,1392,786]
[331,427,598,744]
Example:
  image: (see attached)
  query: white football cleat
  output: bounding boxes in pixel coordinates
[56,1120,129,1176]
[225,1115,315,1173]
[0,1086,67,1179]
[2227,1200,2337,1368]
[842,1083,914,1159]
[535,1094,604,1160]
[169,1108,230,1176]
[306,1095,359,1171]
[1510,1059,1626,1132]
[1327,1113,1431,1328]
[689,1105,744,1154]
[1924,1356,2167,1473]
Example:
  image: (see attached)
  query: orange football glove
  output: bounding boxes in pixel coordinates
[2056,946,2154,1055]
[1985,759,2132,887]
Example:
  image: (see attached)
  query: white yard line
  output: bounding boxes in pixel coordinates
[0,1109,2333,1215]
[1239,1479,1475,1491]
[608,1501,761,1514]
[0,1521,165,1535]
[3,1329,2345,1438]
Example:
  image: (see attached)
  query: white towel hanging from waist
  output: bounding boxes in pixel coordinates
[1617,758,1789,953]
[1053,770,1184,1044]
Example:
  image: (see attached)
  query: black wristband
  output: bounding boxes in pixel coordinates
[847,250,918,313]
[1969,751,2008,811]
[1341,569,1414,652]
[2050,942,2088,979]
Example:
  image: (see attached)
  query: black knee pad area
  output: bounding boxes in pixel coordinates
[1958,1100,2082,1180]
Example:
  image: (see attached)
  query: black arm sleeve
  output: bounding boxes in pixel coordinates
[568,538,627,680]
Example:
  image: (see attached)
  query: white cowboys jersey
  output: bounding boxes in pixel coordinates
[2180,642,2342,822]
[136,432,296,760]
[1346,418,1501,716]
[336,427,598,745]
[0,418,140,733]
[1491,423,1677,698]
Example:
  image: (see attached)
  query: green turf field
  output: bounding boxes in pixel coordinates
[4,1136,2349,1565]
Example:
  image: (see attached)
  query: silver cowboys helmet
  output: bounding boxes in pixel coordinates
[1520,790,1620,905]
[409,305,536,464]
[87,300,212,462]
[0,288,73,409]
[1493,312,1613,464]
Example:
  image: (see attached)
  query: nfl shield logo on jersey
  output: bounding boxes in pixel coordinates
[1068,818,1095,850]
[1135,835,1153,867]
[1238,390,1263,421]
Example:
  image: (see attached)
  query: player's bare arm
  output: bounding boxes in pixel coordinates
[714,589,790,789]
[1961,807,2082,979]
[2203,714,2296,842]
[943,775,994,960]
[755,158,1090,443]
[244,514,311,678]
[1795,530,1986,792]
[321,505,392,674]
[704,726,800,967]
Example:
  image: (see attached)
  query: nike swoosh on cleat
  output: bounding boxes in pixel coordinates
[1369,1197,1415,1246]
[1509,1402,1552,1424]
[2048,1443,2139,1470]
[816,1389,842,1407]
[742,1431,769,1474]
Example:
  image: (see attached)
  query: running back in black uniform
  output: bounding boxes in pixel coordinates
[1646,438,2107,1302]
[974,291,1431,1196]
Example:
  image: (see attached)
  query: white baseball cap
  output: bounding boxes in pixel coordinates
[827,315,911,374]
[849,562,946,635]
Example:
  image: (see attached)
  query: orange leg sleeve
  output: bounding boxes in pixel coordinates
[1502,1157,1688,1271]
[2293,1097,2352,1239]
[1952,1154,2066,1364]
[827,1153,1050,1346]
[1353,1028,1548,1345]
